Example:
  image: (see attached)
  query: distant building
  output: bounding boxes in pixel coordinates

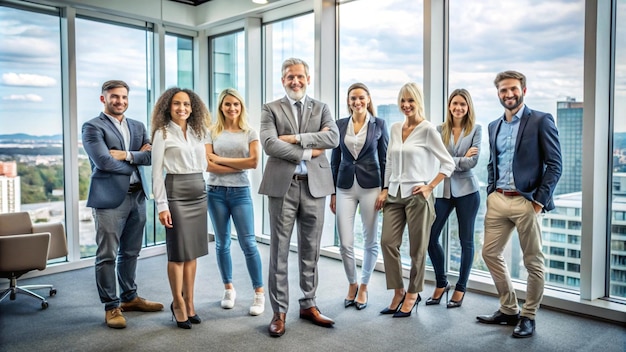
[0,161,21,213]
[377,104,404,126]
[554,98,583,196]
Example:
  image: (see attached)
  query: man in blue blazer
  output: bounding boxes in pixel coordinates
[82,80,163,329]
[477,71,562,338]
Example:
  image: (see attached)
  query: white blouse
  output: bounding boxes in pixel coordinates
[152,121,208,213]
[344,114,369,160]
[384,119,455,198]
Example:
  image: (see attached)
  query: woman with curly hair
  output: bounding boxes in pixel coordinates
[151,87,211,329]
[206,88,264,316]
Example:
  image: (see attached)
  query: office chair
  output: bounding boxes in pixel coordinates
[0,212,68,309]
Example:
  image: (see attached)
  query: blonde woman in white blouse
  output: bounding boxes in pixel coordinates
[151,87,211,329]
[378,82,455,318]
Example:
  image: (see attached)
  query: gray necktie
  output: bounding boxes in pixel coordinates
[295,101,303,132]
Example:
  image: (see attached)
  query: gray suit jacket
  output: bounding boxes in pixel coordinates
[437,124,481,198]
[82,112,151,209]
[259,96,339,198]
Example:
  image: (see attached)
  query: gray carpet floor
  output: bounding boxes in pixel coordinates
[0,241,624,352]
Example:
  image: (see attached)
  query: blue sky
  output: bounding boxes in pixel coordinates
[0,0,625,136]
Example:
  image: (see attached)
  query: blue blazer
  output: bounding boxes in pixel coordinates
[82,112,152,209]
[437,124,481,198]
[331,115,389,190]
[487,106,562,211]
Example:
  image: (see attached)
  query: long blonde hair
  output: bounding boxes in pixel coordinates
[211,88,250,139]
[397,82,425,121]
[441,88,476,146]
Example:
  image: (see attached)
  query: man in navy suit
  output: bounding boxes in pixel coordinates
[476,71,562,338]
[82,80,163,329]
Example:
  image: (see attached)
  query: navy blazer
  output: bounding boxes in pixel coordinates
[487,106,562,211]
[331,115,389,190]
[82,112,152,209]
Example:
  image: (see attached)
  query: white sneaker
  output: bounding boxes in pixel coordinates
[221,289,236,309]
[249,292,265,316]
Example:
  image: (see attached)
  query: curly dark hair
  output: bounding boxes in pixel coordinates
[150,87,211,140]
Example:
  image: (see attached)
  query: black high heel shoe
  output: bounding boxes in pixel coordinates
[447,291,465,309]
[170,302,192,329]
[380,293,405,314]
[188,314,201,324]
[344,286,358,308]
[425,282,451,306]
[355,291,368,310]
[392,294,422,318]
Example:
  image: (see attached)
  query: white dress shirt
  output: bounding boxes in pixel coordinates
[152,121,208,213]
[384,119,455,198]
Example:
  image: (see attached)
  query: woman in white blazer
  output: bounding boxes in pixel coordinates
[425,88,481,309]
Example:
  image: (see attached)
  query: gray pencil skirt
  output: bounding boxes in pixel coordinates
[165,173,209,262]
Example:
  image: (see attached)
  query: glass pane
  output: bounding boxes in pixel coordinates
[165,34,194,89]
[610,0,626,300]
[449,0,584,293]
[0,6,66,244]
[338,0,423,265]
[76,18,152,257]
[210,31,245,111]
[261,14,315,240]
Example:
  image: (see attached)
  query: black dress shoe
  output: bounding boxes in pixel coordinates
[344,287,358,308]
[188,314,201,324]
[512,316,535,338]
[355,292,368,310]
[476,310,520,325]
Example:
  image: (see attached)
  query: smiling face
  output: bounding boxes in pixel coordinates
[449,94,468,124]
[348,88,370,116]
[282,63,310,101]
[497,78,526,113]
[399,93,418,119]
[220,94,241,124]
[169,91,192,125]
[101,87,128,119]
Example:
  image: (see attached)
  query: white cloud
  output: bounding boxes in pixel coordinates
[2,73,57,87]
[3,94,43,102]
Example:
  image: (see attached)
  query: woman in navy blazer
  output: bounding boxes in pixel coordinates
[426,89,481,309]
[330,83,389,310]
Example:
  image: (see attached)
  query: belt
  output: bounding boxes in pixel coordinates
[128,183,143,193]
[496,188,521,197]
[292,174,308,181]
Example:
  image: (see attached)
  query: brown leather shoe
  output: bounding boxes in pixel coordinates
[268,312,286,337]
[120,296,164,312]
[105,307,126,329]
[299,306,335,327]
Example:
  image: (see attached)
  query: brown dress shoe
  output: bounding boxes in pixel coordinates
[120,297,164,312]
[268,312,286,337]
[105,307,126,329]
[299,306,335,327]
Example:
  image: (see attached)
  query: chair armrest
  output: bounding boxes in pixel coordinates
[32,222,68,259]
[0,233,50,272]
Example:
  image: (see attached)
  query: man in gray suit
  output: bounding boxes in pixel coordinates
[82,80,163,329]
[259,58,339,337]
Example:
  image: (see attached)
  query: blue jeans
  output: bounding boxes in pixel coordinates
[427,191,480,292]
[207,186,263,289]
[93,191,146,311]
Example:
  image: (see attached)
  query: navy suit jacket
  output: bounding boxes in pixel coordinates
[82,112,151,209]
[487,106,562,211]
[331,115,389,190]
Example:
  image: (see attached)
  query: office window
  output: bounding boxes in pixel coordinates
[568,263,580,273]
[448,0,584,292]
[76,17,152,257]
[567,277,580,287]
[609,0,626,299]
[549,260,565,270]
[338,0,423,265]
[550,247,565,256]
[548,273,565,284]
[0,6,66,242]
[568,249,581,259]
[261,13,315,242]
[210,31,244,111]
[165,34,193,89]
[568,234,581,245]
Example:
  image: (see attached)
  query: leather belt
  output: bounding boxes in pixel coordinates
[496,188,521,197]
[128,183,143,193]
[292,174,308,181]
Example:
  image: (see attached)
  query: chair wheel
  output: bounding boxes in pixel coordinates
[10,292,16,300]
[42,301,49,309]
[50,289,57,297]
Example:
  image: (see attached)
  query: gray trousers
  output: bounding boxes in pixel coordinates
[267,178,326,313]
